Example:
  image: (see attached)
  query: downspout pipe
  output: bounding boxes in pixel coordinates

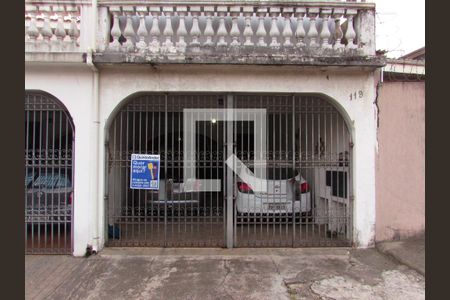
[86,0,100,253]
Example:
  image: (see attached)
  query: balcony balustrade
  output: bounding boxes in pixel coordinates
[25,0,379,65]
[25,2,82,52]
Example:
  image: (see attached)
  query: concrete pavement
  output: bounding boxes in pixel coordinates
[26,247,425,300]
[376,235,425,276]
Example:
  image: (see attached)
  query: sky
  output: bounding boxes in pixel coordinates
[374,0,425,58]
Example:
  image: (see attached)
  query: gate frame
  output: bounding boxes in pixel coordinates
[25,90,76,255]
[103,92,355,248]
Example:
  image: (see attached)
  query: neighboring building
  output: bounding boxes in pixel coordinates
[25,0,383,256]
[399,47,425,61]
[376,48,425,241]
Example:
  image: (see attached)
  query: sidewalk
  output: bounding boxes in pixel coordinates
[26,247,425,300]
[376,235,425,276]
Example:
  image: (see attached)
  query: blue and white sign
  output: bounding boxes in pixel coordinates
[130,154,160,190]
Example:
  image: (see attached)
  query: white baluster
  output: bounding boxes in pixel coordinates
[203,6,215,46]
[295,8,306,47]
[39,6,52,51]
[282,7,293,47]
[73,11,81,50]
[76,16,81,46]
[216,6,228,47]
[149,6,161,53]
[189,6,201,46]
[26,6,39,51]
[53,6,66,52]
[243,6,254,46]
[162,7,176,53]
[50,12,59,51]
[122,6,136,51]
[256,7,268,47]
[136,6,148,51]
[176,6,188,51]
[320,9,332,49]
[230,7,241,46]
[307,8,319,48]
[64,16,71,48]
[333,9,345,50]
[345,9,357,49]
[109,6,122,51]
[25,13,30,43]
[36,14,44,35]
[269,7,280,48]
[65,6,79,51]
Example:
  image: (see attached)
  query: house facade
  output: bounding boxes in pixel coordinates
[25,0,384,256]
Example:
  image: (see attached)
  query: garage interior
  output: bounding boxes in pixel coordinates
[105,94,352,248]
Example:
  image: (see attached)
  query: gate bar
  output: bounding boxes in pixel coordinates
[226,94,234,248]
[292,95,296,246]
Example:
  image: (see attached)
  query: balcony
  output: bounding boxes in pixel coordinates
[25,0,382,66]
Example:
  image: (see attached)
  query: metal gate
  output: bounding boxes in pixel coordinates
[106,94,226,247]
[106,94,352,247]
[234,95,352,247]
[25,92,74,254]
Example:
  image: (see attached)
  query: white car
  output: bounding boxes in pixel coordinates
[235,166,311,215]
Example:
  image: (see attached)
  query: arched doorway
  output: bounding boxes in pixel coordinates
[25,91,74,254]
[105,94,352,247]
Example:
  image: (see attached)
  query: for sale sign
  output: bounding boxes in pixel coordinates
[130,154,160,190]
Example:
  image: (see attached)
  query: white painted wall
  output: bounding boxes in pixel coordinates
[25,64,96,256]
[25,63,378,255]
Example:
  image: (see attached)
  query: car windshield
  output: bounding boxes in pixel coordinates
[25,173,35,188]
[31,172,72,189]
[248,167,296,180]
[267,168,296,180]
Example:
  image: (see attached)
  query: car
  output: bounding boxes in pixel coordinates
[235,166,311,216]
[25,168,73,224]
[124,177,205,217]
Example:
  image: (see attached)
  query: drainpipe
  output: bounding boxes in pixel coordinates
[86,0,100,253]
